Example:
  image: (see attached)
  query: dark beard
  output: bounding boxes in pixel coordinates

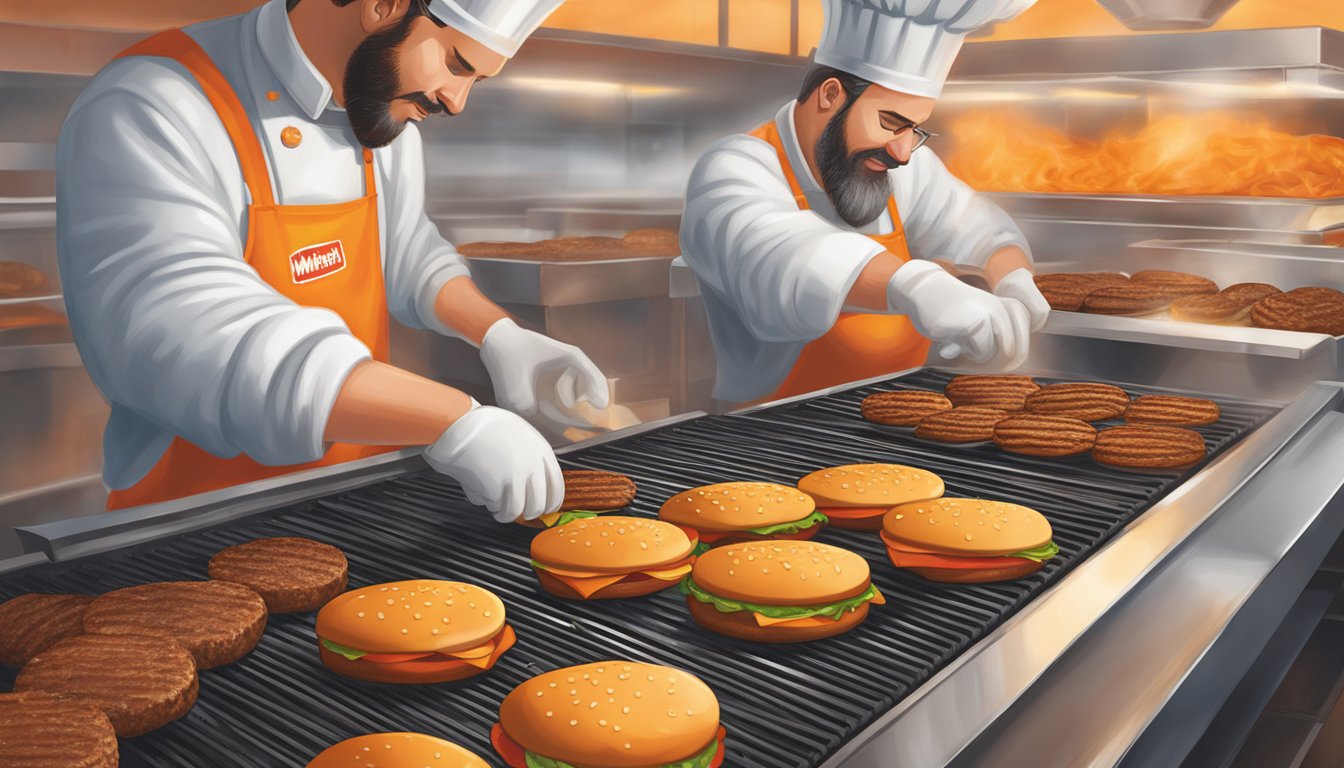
[815,108,902,228]
[344,15,441,149]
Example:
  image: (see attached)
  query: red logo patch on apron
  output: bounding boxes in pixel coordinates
[289,240,347,284]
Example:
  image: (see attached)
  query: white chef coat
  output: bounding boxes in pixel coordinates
[679,101,1032,404]
[56,0,472,490]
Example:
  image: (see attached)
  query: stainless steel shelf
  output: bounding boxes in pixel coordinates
[1041,312,1338,360]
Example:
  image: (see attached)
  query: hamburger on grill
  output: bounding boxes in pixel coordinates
[1092,425,1207,470]
[681,541,884,642]
[1122,395,1220,427]
[492,662,725,768]
[14,633,199,737]
[881,498,1058,583]
[307,732,489,767]
[797,463,944,530]
[0,691,118,768]
[315,580,516,684]
[522,470,638,529]
[914,406,1010,443]
[530,516,697,600]
[207,537,348,614]
[82,580,267,669]
[658,481,828,550]
[0,593,95,667]
[1023,382,1130,422]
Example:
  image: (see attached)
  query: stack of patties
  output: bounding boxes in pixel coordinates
[315,580,516,684]
[658,481,827,550]
[530,516,696,600]
[0,691,118,768]
[681,541,884,642]
[14,633,199,737]
[881,498,1059,583]
[492,661,725,768]
[797,463,944,530]
[0,592,95,668]
[82,580,268,669]
[523,470,638,528]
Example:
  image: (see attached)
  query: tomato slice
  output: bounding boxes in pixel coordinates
[710,726,727,768]
[357,651,435,664]
[490,723,528,768]
[881,532,1028,569]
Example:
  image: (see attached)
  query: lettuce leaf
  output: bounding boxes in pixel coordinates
[680,575,878,621]
[525,733,719,768]
[742,510,829,536]
[319,638,367,661]
[1009,540,1059,562]
[548,511,598,527]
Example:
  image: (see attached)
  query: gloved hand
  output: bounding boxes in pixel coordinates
[422,403,564,523]
[887,260,1024,366]
[993,267,1051,332]
[480,318,610,420]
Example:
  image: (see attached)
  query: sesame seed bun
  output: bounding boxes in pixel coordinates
[530,517,694,574]
[798,464,944,508]
[316,581,506,656]
[497,662,720,768]
[307,732,489,768]
[882,498,1051,556]
[691,541,871,607]
[658,482,815,532]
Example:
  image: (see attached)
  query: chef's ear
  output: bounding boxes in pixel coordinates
[816,77,847,113]
[360,0,415,33]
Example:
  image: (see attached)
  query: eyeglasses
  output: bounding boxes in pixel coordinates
[893,124,938,152]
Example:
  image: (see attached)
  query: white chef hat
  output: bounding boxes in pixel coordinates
[814,0,1037,99]
[425,0,567,58]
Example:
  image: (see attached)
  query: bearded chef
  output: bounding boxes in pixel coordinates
[56,0,606,523]
[680,0,1051,405]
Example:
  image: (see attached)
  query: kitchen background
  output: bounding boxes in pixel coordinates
[1,0,1341,551]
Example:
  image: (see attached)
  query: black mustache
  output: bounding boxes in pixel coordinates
[396,92,451,115]
[855,147,905,170]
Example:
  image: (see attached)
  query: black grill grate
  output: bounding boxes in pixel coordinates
[0,370,1277,767]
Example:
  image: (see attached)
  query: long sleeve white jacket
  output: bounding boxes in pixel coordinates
[57,0,471,489]
[680,101,1031,403]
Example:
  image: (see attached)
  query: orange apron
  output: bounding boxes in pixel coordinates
[749,122,931,401]
[106,30,395,510]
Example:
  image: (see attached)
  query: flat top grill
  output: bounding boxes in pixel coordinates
[0,370,1277,768]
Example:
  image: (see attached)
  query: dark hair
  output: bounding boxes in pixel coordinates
[797,66,872,106]
[287,0,358,9]
[287,0,445,26]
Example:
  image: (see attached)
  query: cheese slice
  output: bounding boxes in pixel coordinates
[639,564,693,581]
[553,572,632,599]
[752,613,842,628]
[537,512,562,527]
[869,587,886,605]
[455,626,517,668]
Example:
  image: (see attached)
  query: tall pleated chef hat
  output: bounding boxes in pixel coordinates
[425,0,568,58]
[815,0,1038,99]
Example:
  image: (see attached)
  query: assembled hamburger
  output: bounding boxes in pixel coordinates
[797,464,944,530]
[681,541,884,642]
[307,732,489,767]
[658,481,827,550]
[492,661,725,768]
[315,580,516,684]
[530,516,697,600]
[881,498,1059,583]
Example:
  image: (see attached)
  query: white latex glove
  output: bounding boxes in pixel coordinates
[422,403,564,523]
[887,260,1022,366]
[993,268,1051,332]
[480,318,610,419]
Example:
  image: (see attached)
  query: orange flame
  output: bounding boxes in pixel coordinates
[944,111,1344,198]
